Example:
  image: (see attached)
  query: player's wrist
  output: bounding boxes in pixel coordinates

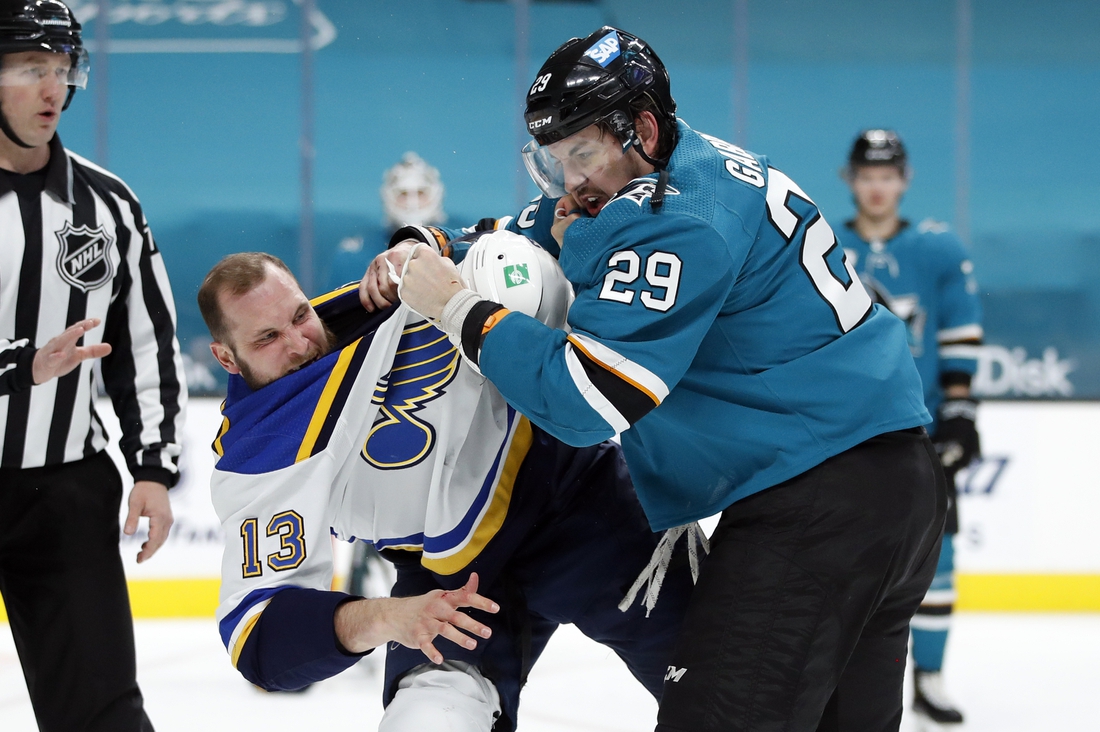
[440,289,483,337]
[334,596,389,653]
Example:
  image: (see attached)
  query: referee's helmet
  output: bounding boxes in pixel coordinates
[0,1,88,112]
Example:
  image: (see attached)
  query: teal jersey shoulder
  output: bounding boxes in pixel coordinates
[836,218,983,421]
[480,122,931,529]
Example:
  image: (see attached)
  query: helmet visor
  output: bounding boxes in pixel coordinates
[521,132,630,199]
[0,48,89,89]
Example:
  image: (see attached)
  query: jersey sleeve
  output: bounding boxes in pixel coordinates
[477,212,734,446]
[0,338,36,396]
[933,233,983,382]
[212,457,367,691]
[210,313,412,691]
[99,200,187,487]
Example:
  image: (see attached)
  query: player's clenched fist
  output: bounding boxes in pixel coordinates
[360,240,414,312]
[397,244,466,322]
[334,573,499,664]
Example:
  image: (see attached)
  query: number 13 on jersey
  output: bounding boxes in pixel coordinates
[240,510,307,578]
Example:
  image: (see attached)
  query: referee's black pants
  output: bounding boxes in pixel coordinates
[656,427,946,732]
[0,451,154,732]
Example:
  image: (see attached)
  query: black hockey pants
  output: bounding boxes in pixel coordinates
[0,452,154,732]
[656,427,946,732]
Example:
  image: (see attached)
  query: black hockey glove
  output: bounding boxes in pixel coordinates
[931,398,981,470]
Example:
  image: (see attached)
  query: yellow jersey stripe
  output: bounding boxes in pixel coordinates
[309,283,359,307]
[213,415,230,458]
[423,416,533,575]
[230,611,263,668]
[296,338,361,463]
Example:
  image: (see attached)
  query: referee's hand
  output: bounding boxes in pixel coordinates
[125,481,174,563]
[32,318,112,385]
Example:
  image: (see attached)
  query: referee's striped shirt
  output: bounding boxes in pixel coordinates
[0,134,186,486]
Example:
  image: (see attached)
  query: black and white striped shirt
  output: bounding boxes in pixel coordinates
[0,135,186,486]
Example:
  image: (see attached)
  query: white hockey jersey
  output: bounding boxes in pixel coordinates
[212,297,532,667]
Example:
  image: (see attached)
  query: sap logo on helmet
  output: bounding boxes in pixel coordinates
[528,116,554,131]
[584,32,621,67]
[665,666,687,682]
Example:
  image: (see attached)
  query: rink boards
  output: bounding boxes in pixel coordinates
[1,398,1097,619]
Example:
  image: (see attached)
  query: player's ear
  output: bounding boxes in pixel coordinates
[634,110,660,158]
[210,341,240,375]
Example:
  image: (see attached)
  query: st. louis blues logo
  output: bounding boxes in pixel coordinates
[362,321,460,470]
[55,222,114,293]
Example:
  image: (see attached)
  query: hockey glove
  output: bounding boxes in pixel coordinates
[931,398,980,470]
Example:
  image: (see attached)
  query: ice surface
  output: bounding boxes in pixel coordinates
[1,614,1097,730]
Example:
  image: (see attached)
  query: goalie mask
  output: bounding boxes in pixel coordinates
[381,152,446,228]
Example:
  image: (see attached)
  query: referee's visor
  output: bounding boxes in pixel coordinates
[0,49,89,90]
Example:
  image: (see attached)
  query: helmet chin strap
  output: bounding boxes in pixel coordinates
[0,99,34,149]
[627,132,672,212]
[0,114,33,149]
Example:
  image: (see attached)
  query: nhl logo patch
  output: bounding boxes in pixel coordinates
[55,222,114,292]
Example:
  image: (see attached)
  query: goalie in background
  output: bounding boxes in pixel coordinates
[326,152,449,291]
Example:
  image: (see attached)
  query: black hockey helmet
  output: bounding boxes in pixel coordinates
[844,129,909,179]
[524,26,676,152]
[0,0,87,147]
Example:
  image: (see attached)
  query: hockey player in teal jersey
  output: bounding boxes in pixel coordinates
[837,129,983,729]
[199,244,693,732]
[383,26,948,732]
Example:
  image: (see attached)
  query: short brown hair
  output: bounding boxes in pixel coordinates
[595,94,678,163]
[198,252,296,344]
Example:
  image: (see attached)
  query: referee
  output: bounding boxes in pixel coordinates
[0,3,186,731]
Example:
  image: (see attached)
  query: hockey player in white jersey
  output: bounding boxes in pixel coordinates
[199,232,693,732]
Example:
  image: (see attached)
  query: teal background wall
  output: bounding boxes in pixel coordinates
[53,1,1100,396]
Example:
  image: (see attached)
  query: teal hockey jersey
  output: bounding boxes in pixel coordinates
[835,219,983,425]
[442,122,930,530]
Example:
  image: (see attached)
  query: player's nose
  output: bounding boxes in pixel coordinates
[563,167,587,194]
[285,327,311,357]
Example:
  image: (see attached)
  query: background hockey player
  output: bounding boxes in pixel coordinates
[383,25,947,732]
[837,128,983,728]
[198,237,693,732]
[0,2,187,730]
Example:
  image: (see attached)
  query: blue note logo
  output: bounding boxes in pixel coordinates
[584,32,620,67]
[362,322,460,470]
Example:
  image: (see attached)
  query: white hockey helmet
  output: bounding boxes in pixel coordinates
[458,228,573,329]
[380,152,446,227]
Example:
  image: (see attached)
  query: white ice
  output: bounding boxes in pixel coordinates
[2,613,1097,730]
